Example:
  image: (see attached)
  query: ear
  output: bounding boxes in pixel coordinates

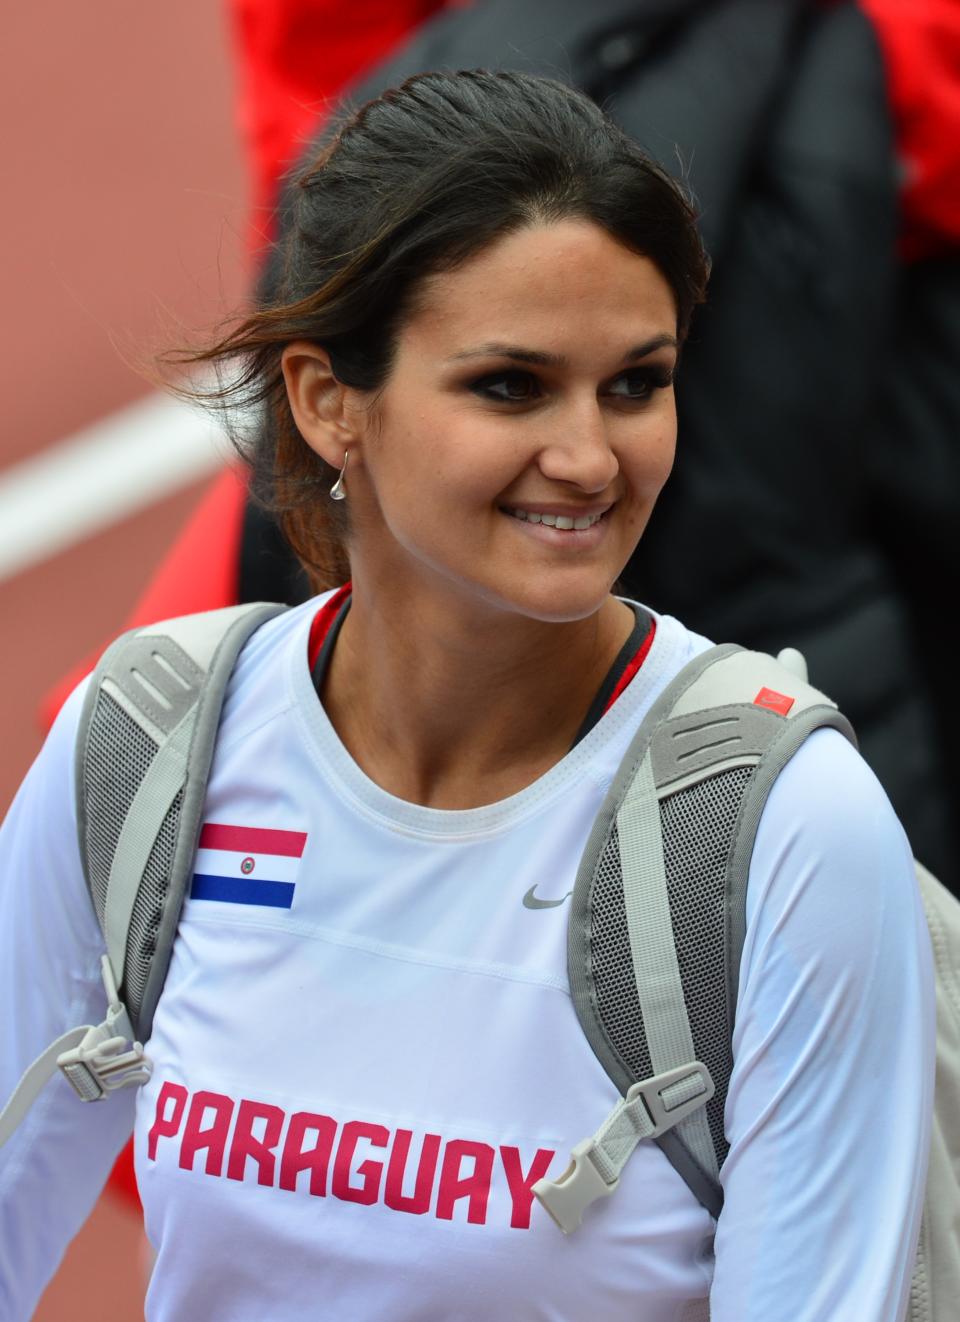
[281,341,355,468]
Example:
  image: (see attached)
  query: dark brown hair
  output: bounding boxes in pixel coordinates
[174,69,709,589]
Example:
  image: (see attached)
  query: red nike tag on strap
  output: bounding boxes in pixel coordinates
[754,687,795,716]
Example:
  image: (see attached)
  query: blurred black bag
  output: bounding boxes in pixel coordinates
[252,0,958,886]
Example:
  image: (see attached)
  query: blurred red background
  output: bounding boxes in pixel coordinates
[1,2,246,1313]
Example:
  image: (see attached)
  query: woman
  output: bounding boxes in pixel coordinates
[0,70,933,1320]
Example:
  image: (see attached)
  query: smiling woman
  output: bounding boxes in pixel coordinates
[282,222,678,619]
[0,69,934,1322]
[280,219,680,802]
[169,70,707,806]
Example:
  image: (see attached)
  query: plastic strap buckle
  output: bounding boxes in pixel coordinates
[533,1062,714,1234]
[57,1024,152,1102]
[532,1137,620,1234]
[56,956,152,1102]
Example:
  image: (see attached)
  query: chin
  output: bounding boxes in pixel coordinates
[492,579,617,625]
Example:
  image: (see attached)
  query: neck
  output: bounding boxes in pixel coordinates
[321,575,636,810]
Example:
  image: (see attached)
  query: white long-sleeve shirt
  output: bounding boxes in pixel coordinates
[0,598,935,1320]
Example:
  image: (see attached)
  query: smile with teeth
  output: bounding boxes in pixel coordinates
[504,508,605,530]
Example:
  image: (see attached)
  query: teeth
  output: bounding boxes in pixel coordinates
[506,508,604,529]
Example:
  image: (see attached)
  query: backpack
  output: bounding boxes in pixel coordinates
[0,604,956,1318]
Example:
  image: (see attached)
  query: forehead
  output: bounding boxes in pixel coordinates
[402,220,678,358]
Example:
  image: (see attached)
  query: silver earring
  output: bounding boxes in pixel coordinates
[329,451,349,501]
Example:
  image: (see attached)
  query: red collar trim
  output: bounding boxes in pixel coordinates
[307,590,655,714]
[307,583,352,670]
[602,616,657,715]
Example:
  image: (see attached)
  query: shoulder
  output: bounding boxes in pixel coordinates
[749,726,917,920]
[0,673,105,1001]
[741,725,931,1017]
[3,675,88,844]
[718,738,934,1320]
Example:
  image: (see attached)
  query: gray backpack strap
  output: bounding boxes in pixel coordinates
[0,602,285,1149]
[75,602,288,1042]
[535,644,856,1232]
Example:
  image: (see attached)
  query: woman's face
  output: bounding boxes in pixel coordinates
[340,219,679,623]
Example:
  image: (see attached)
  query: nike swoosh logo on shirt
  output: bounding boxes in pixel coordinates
[522,885,573,910]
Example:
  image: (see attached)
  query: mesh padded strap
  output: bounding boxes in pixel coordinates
[1,604,288,1150]
[562,642,858,1229]
[617,753,719,1181]
[104,716,193,985]
[134,603,287,1041]
[75,601,288,1041]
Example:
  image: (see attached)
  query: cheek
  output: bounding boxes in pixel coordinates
[655,426,678,488]
[373,405,524,506]
[623,413,677,500]
[359,413,500,546]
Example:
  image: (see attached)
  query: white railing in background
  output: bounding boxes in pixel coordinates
[0,393,228,582]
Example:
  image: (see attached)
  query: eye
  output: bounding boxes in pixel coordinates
[469,371,542,403]
[605,365,675,402]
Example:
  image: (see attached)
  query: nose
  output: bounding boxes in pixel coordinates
[536,401,619,493]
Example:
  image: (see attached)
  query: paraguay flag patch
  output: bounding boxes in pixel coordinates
[191,823,307,909]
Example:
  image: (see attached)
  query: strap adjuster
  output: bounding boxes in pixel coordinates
[626,1061,715,1134]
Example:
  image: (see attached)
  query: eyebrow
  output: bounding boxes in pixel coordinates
[446,333,679,367]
